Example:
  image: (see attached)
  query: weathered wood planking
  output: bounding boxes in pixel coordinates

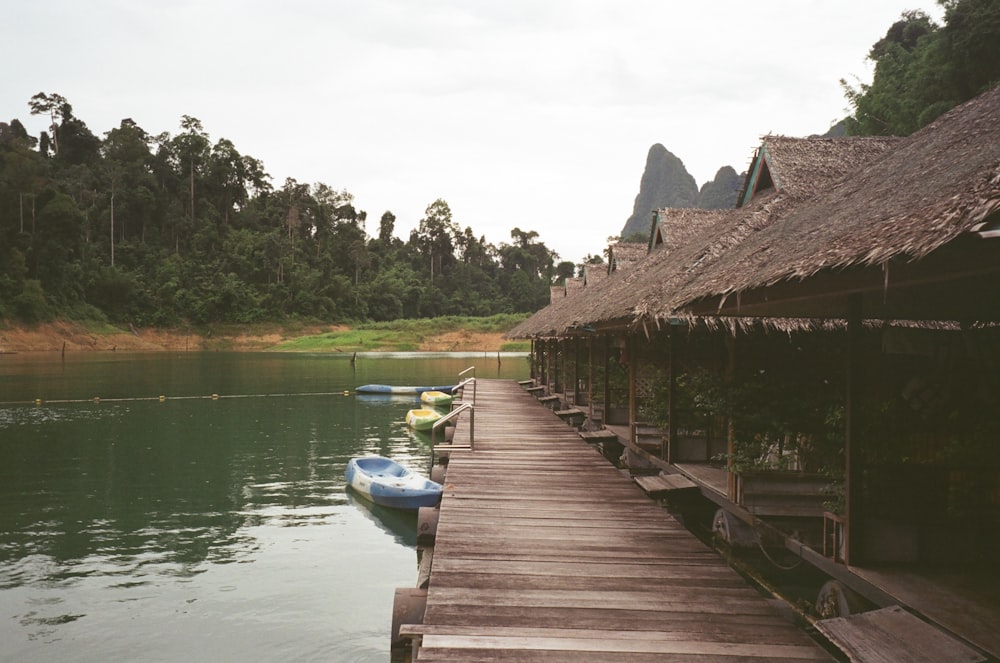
[406,379,834,662]
[815,606,986,663]
[848,565,1000,660]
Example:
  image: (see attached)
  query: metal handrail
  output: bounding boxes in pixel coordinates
[452,376,476,405]
[430,402,474,466]
[432,402,474,447]
[457,367,477,403]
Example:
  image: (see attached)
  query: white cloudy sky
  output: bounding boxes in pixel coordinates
[5,0,943,264]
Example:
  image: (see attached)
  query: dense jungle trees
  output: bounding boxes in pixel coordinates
[843,0,1000,135]
[0,107,558,325]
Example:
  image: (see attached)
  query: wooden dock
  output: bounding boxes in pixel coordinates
[398,379,834,662]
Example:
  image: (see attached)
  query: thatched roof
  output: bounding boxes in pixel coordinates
[617,136,901,328]
[507,133,905,338]
[507,240,652,339]
[738,135,900,204]
[565,277,584,297]
[505,281,582,338]
[507,92,998,340]
[608,242,646,272]
[650,208,734,254]
[679,85,1000,320]
[583,263,608,287]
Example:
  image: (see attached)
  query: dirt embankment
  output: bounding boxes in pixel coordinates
[0,321,508,353]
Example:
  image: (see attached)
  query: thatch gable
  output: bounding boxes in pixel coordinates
[608,242,646,273]
[650,208,734,254]
[738,135,900,206]
[583,263,608,287]
[565,277,584,297]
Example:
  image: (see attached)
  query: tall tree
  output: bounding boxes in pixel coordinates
[28,92,67,156]
[378,210,396,243]
[412,198,458,285]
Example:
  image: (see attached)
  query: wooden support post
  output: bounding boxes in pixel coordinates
[628,335,637,447]
[602,335,610,422]
[587,336,594,417]
[571,337,579,405]
[845,294,864,565]
[666,325,677,462]
[726,333,737,502]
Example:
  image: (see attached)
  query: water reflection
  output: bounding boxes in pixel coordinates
[345,490,418,548]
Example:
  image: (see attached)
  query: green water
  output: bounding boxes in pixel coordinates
[0,352,527,662]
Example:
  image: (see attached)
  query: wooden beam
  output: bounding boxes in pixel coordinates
[685,238,1000,321]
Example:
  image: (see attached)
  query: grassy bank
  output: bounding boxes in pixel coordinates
[0,314,531,353]
[273,314,531,352]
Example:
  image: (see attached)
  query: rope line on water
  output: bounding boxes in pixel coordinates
[0,391,355,406]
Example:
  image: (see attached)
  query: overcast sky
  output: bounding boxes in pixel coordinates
[5,0,943,265]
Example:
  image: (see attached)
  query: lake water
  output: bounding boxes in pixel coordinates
[0,351,528,662]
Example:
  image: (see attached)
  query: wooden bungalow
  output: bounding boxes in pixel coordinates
[509,86,1000,657]
[668,85,1000,658]
[509,134,901,452]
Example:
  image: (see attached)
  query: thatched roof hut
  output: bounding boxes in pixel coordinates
[589,135,900,332]
[679,85,1000,322]
[509,102,984,338]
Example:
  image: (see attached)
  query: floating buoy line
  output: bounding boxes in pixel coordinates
[2,391,357,407]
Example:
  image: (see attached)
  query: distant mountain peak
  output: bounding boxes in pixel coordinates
[619,145,742,241]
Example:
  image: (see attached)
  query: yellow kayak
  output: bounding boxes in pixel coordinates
[420,390,453,407]
[405,408,442,431]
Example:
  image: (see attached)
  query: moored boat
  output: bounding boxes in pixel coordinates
[420,390,453,407]
[345,456,442,510]
[355,384,455,395]
[405,408,442,431]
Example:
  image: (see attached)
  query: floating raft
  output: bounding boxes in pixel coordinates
[406,408,443,431]
[420,390,454,407]
[356,384,455,395]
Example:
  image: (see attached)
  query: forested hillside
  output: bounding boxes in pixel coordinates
[0,106,561,325]
[842,0,1000,136]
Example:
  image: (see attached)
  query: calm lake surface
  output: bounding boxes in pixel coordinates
[0,351,528,662]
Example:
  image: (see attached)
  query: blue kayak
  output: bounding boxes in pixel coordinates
[355,384,455,395]
[345,456,442,510]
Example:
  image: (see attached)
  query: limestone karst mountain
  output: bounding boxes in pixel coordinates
[619,144,742,241]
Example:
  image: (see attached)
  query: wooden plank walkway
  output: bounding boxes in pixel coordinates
[401,379,834,662]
